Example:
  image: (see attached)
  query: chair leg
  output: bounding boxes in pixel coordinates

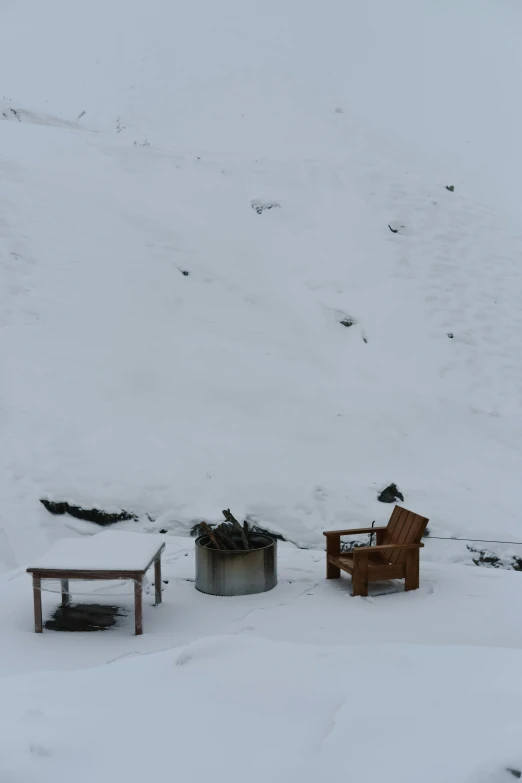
[326,536,341,579]
[352,552,368,597]
[405,549,419,591]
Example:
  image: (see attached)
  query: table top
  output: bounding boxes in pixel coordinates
[27,530,165,573]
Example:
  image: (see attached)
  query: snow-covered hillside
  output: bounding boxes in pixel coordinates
[2,0,522,220]
[2,3,522,782]
[1,0,522,570]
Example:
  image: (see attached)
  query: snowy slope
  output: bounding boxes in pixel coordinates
[1,4,522,781]
[1,118,520,569]
[2,0,522,220]
[0,0,522,570]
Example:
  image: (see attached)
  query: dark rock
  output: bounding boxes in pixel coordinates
[45,604,124,632]
[468,546,522,572]
[447,332,454,339]
[445,185,455,192]
[340,318,354,328]
[377,483,404,503]
[180,269,189,276]
[388,224,399,233]
[40,500,137,526]
[467,546,501,568]
[507,771,521,779]
[159,528,167,534]
[251,200,280,215]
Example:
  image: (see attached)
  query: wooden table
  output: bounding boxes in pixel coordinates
[27,531,166,635]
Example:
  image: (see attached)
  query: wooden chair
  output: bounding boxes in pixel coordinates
[323,506,428,596]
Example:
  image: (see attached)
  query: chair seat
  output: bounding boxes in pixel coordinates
[328,553,406,581]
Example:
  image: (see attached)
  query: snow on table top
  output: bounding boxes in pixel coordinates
[28,531,164,572]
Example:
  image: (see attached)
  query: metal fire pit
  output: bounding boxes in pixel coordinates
[195,535,277,596]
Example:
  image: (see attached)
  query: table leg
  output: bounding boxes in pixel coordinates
[61,579,70,607]
[134,577,143,635]
[33,575,43,633]
[154,556,162,605]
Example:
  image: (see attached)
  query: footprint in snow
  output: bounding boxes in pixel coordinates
[175,651,193,666]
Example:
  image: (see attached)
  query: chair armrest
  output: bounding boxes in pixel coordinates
[323,527,386,537]
[353,542,424,554]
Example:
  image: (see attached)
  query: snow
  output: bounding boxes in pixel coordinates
[2,0,522,222]
[2,636,522,783]
[0,2,520,567]
[0,0,522,779]
[28,531,163,572]
[0,117,521,569]
[0,539,522,782]
[4,537,521,675]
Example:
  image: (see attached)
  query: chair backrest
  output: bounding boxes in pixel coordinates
[381,506,429,564]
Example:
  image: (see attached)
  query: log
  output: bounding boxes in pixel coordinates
[214,526,242,551]
[222,509,250,550]
[222,508,241,526]
[232,520,249,550]
[200,521,221,550]
[200,510,264,551]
